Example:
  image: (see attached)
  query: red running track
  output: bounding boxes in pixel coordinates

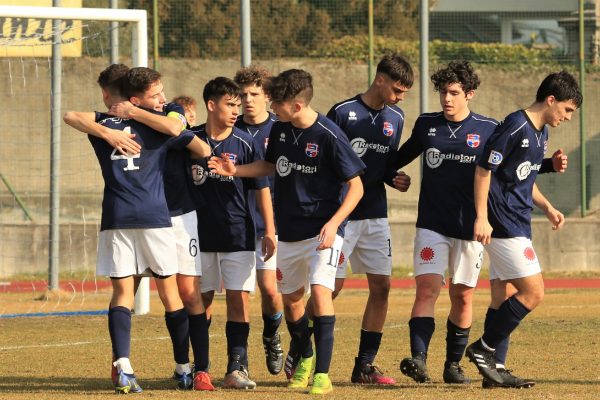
[2,278,600,293]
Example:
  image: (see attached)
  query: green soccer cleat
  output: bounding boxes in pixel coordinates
[288,355,314,389]
[309,373,333,395]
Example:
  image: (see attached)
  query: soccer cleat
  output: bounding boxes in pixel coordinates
[114,370,143,394]
[443,361,471,384]
[288,355,315,389]
[400,353,431,383]
[465,340,503,385]
[309,372,333,395]
[172,370,193,390]
[193,371,215,391]
[351,360,396,385]
[482,368,536,389]
[284,349,301,380]
[263,332,284,375]
[223,367,257,390]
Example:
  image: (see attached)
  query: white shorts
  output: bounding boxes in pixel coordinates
[172,211,201,276]
[199,251,256,293]
[255,236,277,271]
[486,237,541,281]
[96,227,178,278]
[413,228,484,287]
[336,218,392,279]
[276,235,343,294]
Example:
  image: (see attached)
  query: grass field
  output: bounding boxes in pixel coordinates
[1,287,599,399]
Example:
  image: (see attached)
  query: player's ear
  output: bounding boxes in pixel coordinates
[129,96,140,106]
[546,95,556,106]
[465,90,475,101]
[207,99,216,112]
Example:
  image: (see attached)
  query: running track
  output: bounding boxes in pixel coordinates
[2,278,600,293]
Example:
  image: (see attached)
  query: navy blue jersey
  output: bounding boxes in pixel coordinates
[479,110,549,239]
[327,95,404,220]
[189,125,269,252]
[235,112,277,237]
[162,102,196,217]
[265,113,366,242]
[395,112,498,240]
[89,112,195,231]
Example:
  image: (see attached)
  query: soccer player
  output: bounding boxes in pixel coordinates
[63,65,212,394]
[208,69,366,395]
[392,61,498,385]
[172,95,198,127]
[188,77,275,390]
[321,53,413,385]
[109,70,213,391]
[466,70,582,387]
[233,65,285,375]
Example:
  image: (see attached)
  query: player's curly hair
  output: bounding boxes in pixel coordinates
[202,77,241,105]
[536,70,582,107]
[171,95,197,109]
[431,61,480,94]
[376,53,414,88]
[97,63,129,96]
[122,67,162,98]
[265,69,313,104]
[234,65,271,88]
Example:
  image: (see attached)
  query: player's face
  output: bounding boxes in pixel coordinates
[240,83,268,118]
[210,94,241,128]
[378,74,410,105]
[544,97,577,127]
[270,100,295,122]
[439,82,473,121]
[185,106,197,126]
[132,80,167,112]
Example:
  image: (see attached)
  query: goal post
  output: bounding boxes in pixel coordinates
[0,5,150,315]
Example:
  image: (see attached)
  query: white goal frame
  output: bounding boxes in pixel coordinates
[0,5,151,315]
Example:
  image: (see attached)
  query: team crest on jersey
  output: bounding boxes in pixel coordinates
[521,138,529,148]
[305,143,319,158]
[428,127,436,136]
[224,153,237,164]
[488,150,503,165]
[348,111,357,121]
[382,122,394,137]
[466,133,480,148]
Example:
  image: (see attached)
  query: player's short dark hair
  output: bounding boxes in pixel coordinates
[536,71,583,108]
[431,61,480,94]
[171,95,197,109]
[376,54,414,88]
[97,63,129,96]
[265,69,313,104]
[122,67,162,98]
[202,77,241,105]
[234,65,271,88]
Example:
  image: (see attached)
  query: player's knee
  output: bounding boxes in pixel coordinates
[415,284,440,304]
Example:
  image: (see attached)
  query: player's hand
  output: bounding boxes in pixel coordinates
[104,127,140,155]
[262,233,276,262]
[473,217,493,245]
[545,206,565,230]
[317,221,337,250]
[393,171,411,192]
[207,155,236,176]
[108,101,136,119]
[551,148,567,173]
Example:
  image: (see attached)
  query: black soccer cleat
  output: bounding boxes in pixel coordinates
[443,361,471,384]
[400,352,431,383]
[263,332,284,375]
[465,340,503,385]
[482,368,536,389]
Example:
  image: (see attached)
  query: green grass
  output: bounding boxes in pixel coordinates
[1,288,599,399]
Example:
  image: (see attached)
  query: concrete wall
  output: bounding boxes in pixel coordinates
[1,218,598,277]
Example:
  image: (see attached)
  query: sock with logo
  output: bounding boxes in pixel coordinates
[226,321,250,373]
[445,319,470,363]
